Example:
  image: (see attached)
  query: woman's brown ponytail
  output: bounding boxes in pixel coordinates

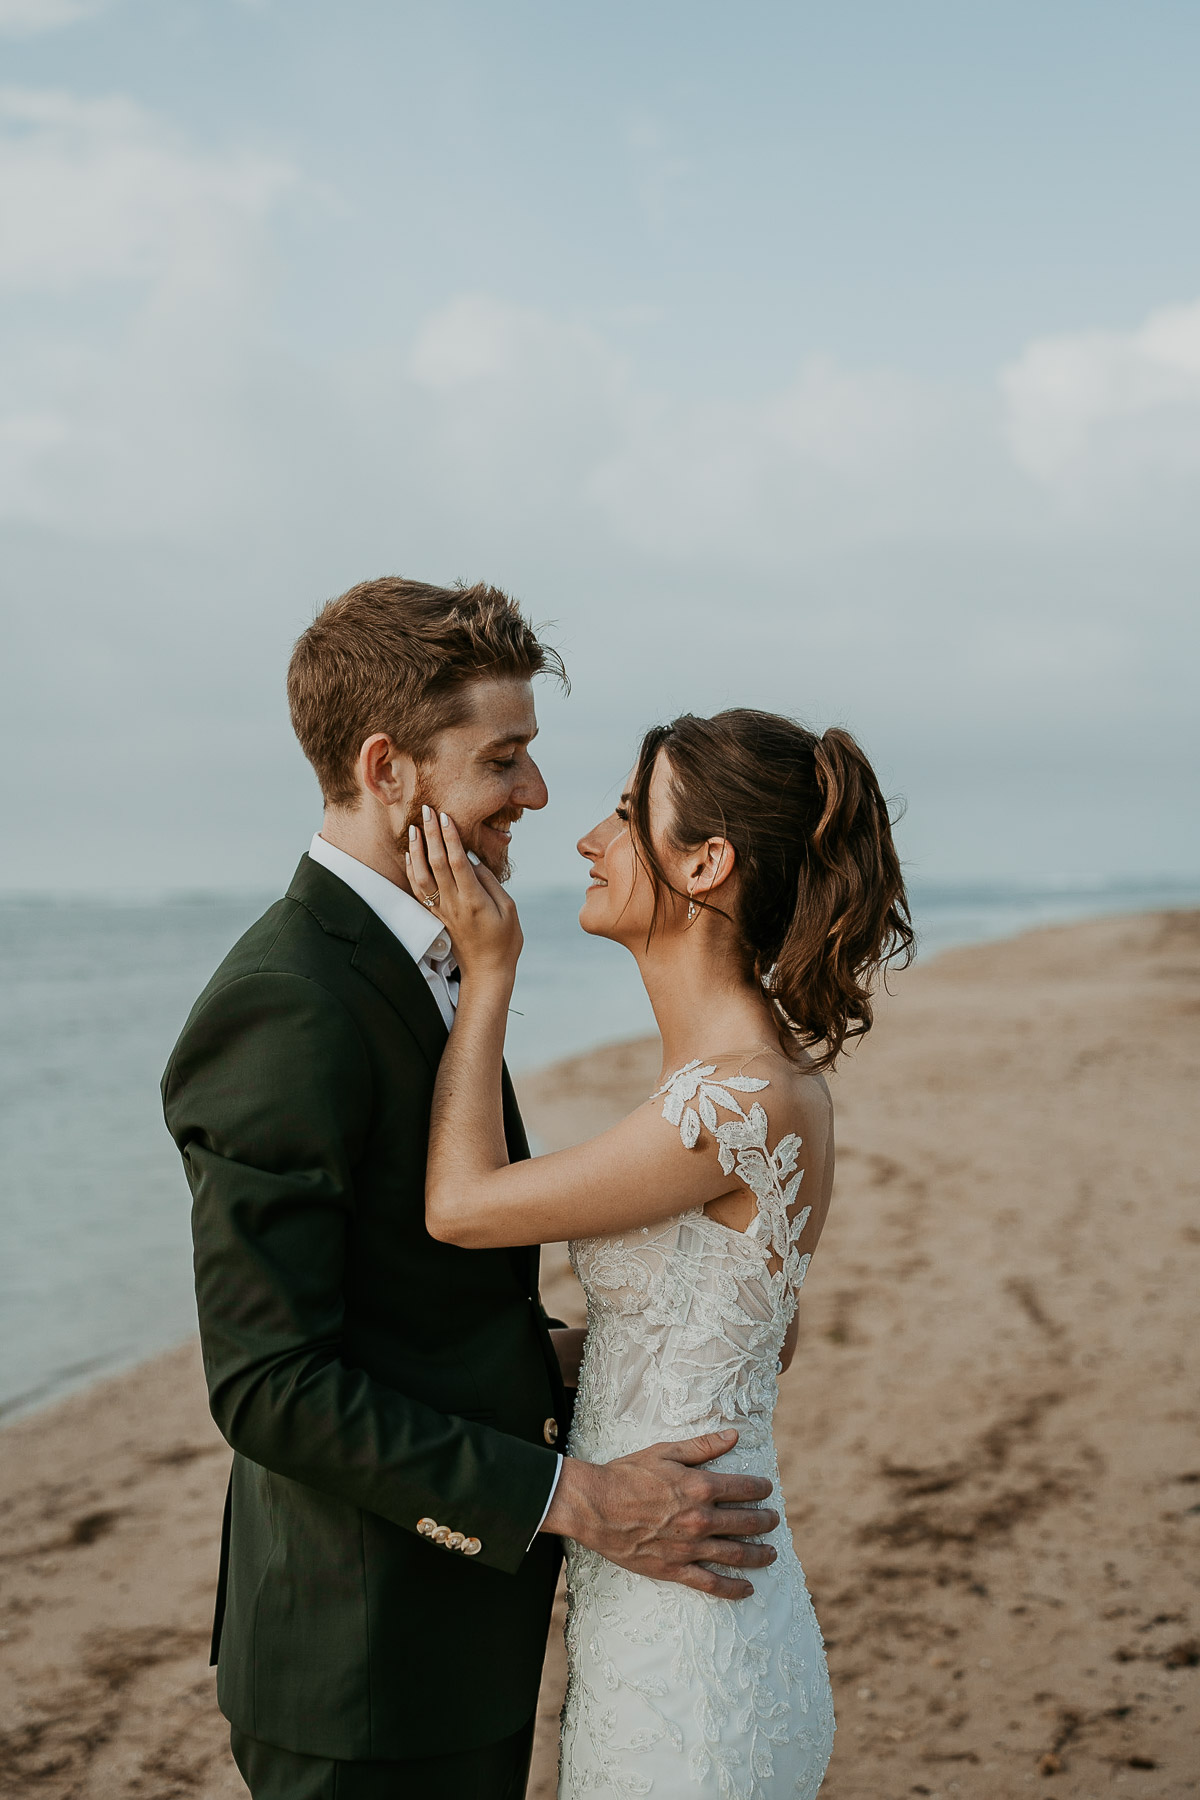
[778,725,912,1065]
[627,710,913,1070]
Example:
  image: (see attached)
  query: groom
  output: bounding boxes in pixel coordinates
[163,577,778,1800]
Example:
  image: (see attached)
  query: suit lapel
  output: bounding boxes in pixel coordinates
[351,912,449,1076]
[348,914,537,1291]
[290,854,540,1290]
[501,1067,538,1293]
[501,1066,530,1163]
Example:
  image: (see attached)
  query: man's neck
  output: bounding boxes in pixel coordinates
[318,808,412,894]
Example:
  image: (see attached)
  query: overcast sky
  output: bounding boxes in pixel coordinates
[2,0,1198,893]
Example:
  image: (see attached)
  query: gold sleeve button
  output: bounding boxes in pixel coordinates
[432,1526,451,1545]
[461,1536,482,1556]
[445,1531,465,1550]
[543,1418,559,1445]
[416,1517,437,1536]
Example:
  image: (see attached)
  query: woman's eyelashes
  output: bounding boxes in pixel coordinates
[615,805,629,822]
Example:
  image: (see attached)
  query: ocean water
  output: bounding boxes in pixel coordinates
[1,874,1197,1421]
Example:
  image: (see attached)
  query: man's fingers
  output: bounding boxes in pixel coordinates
[690,1538,777,1570]
[672,1565,755,1601]
[665,1429,740,1466]
[701,1472,774,1506]
[704,1506,779,1539]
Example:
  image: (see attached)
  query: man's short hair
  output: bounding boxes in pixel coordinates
[287,577,566,806]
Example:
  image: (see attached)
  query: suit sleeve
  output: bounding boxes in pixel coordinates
[162,970,558,1575]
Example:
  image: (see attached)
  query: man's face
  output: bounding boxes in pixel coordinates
[410,677,548,879]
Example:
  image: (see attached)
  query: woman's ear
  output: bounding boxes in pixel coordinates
[691,837,735,898]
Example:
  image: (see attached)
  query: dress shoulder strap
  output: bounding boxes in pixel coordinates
[651,1059,770,1148]
[651,1060,813,1274]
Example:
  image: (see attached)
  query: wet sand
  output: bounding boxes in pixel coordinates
[1,911,1197,1797]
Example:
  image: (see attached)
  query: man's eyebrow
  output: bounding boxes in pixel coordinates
[478,727,538,752]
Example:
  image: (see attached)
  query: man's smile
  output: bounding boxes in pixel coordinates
[482,810,521,846]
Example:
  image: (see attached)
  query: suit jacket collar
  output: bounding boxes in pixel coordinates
[287,854,449,1075]
[286,851,370,941]
[306,832,450,969]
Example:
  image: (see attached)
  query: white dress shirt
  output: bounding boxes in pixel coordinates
[306,832,563,1536]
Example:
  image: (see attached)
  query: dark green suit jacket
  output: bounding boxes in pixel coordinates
[162,856,566,1761]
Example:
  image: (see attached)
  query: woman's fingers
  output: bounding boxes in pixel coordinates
[409,808,523,977]
[422,810,502,915]
[472,860,508,902]
[421,806,455,893]
[406,824,438,906]
[437,811,474,885]
[412,809,514,934]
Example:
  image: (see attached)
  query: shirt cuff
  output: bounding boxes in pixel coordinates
[528,1453,563,1548]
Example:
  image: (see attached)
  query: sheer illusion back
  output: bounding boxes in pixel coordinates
[560,1059,836,1799]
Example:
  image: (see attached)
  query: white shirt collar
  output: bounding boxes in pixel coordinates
[307,833,453,969]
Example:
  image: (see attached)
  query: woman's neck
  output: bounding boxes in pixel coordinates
[630,926,778,1076]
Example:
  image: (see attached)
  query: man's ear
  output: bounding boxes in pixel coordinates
[358,733,416,810]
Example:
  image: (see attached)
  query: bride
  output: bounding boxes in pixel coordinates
[408,708,912,1800]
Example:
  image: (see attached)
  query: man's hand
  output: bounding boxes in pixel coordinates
[541,1428,778,1600]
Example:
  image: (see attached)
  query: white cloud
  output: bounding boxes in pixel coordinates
[403,296,640,528]
[0,0,114,35]
[0,88,293,291]
[585,356,992,558]
[0,88,297,533]
[397,297,1035,562]
[1001,298,1200,499]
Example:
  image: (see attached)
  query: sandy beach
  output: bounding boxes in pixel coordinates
[1,909,1197,1798]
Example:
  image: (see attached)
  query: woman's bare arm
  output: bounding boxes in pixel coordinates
[413,811,823,1252]
[428,982,732,1244]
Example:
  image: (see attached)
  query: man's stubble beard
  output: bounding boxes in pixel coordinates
[481,841,513,882]
[404,778,512,883]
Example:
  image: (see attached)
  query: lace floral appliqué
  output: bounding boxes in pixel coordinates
[652,1060,813,1294]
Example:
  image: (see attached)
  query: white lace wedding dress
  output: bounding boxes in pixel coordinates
[560,1060,836,1799]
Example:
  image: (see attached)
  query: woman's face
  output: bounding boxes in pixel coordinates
[577,750,687,946]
